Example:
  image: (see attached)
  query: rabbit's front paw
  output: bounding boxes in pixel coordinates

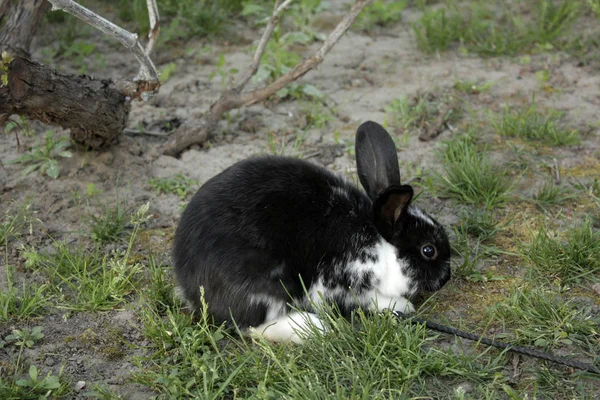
[372,294,415,313]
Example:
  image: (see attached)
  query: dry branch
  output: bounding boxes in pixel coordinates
[1,0,161,149]
[162,0,374,156]
[47,0,160,100]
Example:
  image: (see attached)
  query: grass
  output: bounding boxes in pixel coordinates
[0,275,50,322]
[0,326,70,399]
[354,0,407,31]
[455,207,503,243]
[148,173,199,200]
[0,203,33,247]
[384,92,461,134]
[490,285,599,349]
[5,130,72,179]
[532,179,575,211]
[524,219,600,284]
[431,134,512,208]
[492,102,581,146]
[413,0,580,56]
[133,296,508,398]
[23,204,150,312]
[88,196,132,244]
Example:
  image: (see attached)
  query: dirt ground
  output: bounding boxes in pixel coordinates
[1,0,599,398]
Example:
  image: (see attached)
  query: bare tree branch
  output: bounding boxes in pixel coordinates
[145,0,160,55]
[47,0,160,100]
[232,0,293,92]
[162,0,374,156]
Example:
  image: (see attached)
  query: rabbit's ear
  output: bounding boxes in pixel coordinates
[355,121,401,200]
[373,185,413,234]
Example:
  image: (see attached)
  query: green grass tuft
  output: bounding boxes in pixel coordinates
[532,179,575,211]
[490,285,598,349]
[431,134,512,208]
[413,0,580,56]
[354,0,407,31]
[524,219,600,284]
[492,102,580,146]
[133,301,506,398]
[148,173,199,200]
[0,274,51,322]
[88,198,132,244]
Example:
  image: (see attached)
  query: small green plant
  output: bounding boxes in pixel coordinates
[450,226,505,283]
[532,179,574,211]
[133,295,505,399]
[1,327,68,399]
[0,274,50,322]
[530,0,580,44]
[453,79,495,95]
[209,54,239,88]
[4,115,35,138]
[455,207,502,243]
[301,99,333,130]
[413,1,580,56]
[253,28,309,89]
[524,219,600,284]
[143,256,178,314]
[0,203,33,247]
[62,40,97,74]
[160,62,177,83]
[431,134,512,208]
[25,204,150,312]
[354,0,407,31]
[588,0,600,18]
[413,7,463,53]
[88,193,133,244]
[148,173,199,200]
[7,130,72,179]
[492,102,580,146]
[267,129,308,157]
[490,285,598,349]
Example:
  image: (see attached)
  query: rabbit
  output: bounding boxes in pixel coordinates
[172,120,451,344]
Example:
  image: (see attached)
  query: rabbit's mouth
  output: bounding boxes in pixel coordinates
[423,269,451,292]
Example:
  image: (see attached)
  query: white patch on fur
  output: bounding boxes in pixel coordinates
[249,294,287,321]
[175,285,197,310]
[408,205,436,227]
[249,311,325,344]
[371,293,415,313]
[309,238,416,313]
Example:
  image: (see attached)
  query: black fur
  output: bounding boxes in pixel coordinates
[172,121,451,328]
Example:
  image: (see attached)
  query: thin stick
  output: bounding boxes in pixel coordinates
[232,0,294,92]
[145,0,160,56]
[238,0,372,107]
[47,0,159,99]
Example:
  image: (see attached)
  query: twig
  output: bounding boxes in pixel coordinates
[237,0,373,108]
[47,0,160,100]
[419,98,458,141]
[163,0,374,156]
[553,158,561,184]
[123,128,169,137]
[145,0,160,56]
[232,0,293,93]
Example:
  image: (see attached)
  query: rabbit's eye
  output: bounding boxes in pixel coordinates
[421,244,436,260]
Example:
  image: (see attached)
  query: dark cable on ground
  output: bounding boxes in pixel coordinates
[392,311,600,375]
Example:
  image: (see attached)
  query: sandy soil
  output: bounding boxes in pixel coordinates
[1,1,599,397]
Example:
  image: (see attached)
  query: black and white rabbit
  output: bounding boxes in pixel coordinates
[172,121,451,343]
